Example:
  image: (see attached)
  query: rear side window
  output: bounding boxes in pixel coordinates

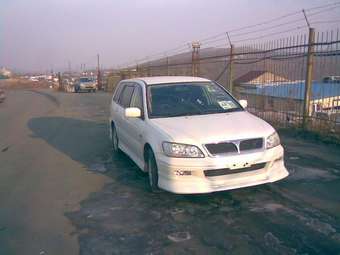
[118,85,135,108]
[113,83,124,102]
[130,85,143,110]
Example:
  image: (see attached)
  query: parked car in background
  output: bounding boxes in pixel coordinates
[75,77,97,93]
[0,89,5,103]
[109,76,289,194]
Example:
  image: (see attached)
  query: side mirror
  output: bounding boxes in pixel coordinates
[125,107,142,118]
[239,99,248,108]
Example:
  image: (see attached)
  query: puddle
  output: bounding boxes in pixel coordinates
[170,208,184,215]
[305,218,336,236]
[167,232,191,242]
[150,210,161,220]
[264,232,296,255]
[250,203,287,213]
[88,163,107,173]
[289,166,337,181]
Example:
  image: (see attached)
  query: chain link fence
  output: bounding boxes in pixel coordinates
[114,28,340,138]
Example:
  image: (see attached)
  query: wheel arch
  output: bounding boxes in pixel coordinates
[143,143,153,162]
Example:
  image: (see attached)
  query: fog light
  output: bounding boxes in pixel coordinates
[174,170,192,176]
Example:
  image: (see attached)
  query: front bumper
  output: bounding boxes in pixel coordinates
[79,87,96,91]
[155,145,289,194]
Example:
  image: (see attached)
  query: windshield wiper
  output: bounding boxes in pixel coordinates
[224,108,243,113]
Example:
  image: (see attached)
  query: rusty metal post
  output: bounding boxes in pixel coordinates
[191,42,200,77]
[228,44,234,94]
[58,72,63,91]
[166,56,170,76]
[302,27,315,129]
[97,54,102,90]
[147,61,151,77]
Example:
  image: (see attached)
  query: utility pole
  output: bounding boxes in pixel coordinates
[82,63,86,75]
[192,42,200,77]
[166,55,170,76]
[58,72,63,91]
[302,27,315,129]
[147,61,151,77]
[68,61,71,73]
[228,45,234,94]
[97,54,102,90]
[226,32,234,94]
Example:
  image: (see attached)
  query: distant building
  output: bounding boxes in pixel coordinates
[234,70,289,86]
[0,67,12,79]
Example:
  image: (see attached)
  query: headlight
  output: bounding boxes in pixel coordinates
[266,132,280,149]
[162,142,204,158]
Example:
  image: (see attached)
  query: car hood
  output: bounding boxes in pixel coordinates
[150,111,275,144]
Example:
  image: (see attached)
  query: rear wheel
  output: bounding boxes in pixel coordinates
[111,125,119,153]
[146,149,161,193]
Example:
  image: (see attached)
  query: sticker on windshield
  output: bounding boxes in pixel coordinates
[218,100,236,109]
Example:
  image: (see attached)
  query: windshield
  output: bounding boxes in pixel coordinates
[79,77,93,82]
[147,82,243,118]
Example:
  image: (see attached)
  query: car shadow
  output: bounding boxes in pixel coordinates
[28,116,151,188]
[27,116,241,200]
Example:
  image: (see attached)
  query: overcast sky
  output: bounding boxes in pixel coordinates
[0,0,339,73]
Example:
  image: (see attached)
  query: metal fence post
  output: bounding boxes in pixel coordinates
[302,27,315,129]
[58,72,63,91]
[191,42,200,77]
[166,56,170,76]
[147,62,151,77]
[228,44,234,94]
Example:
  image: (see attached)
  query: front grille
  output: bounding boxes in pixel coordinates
[204,162,267,177]
[239,138,263,151]
[205,142,238,155]
[205,138,264,155]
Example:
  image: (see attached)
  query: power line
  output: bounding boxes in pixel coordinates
[200,18,306,46]
[120,1,340,68]
[312,19,340,24]
[201,4,340,47]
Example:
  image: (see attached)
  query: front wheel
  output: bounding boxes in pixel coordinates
[111,125,119,153]
[146,150,161,193]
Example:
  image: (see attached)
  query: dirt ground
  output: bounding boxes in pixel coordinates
[0,88,339,255]
[0,78,52,90]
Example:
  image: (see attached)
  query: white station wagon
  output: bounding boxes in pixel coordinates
[109,76,289,194]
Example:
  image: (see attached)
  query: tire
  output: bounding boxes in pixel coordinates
[146,149,161,193]
[111,125,119,153]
